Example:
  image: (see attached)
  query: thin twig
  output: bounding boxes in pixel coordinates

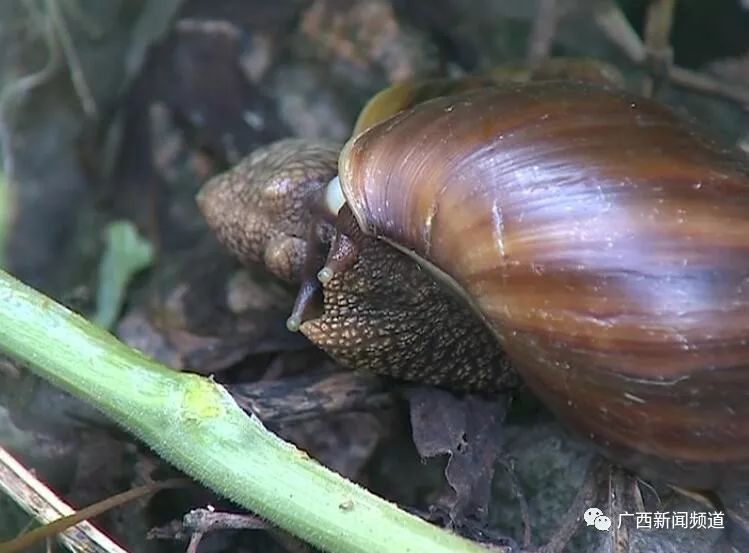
[606,467,632,553]
[0,444,128,553]
[183,509,268,532]
[643,0,677,53]
[592,0,647,63]
[0,451,187,553]
[45,0,97,117]
[152,509,313,553]
[668,65,749,108]
[530,458,603,553]
[593,0,749,110]
[0,0,62,118]
[527,0,558,64]
[499,457,532,549]
[0,470,188,553]
[642,0,677,96]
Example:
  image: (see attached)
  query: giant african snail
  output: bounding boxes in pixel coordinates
[198,77,749,490]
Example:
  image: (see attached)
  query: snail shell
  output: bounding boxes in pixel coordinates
[352,58,624,135]
[328,81,749,488]
[353,75,505,136]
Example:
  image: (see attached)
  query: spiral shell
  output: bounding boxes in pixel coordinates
[335,81,749,487]
[352,58,624,136]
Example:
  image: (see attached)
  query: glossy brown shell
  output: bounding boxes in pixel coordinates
[338,81,749,488]
[352,59,623,136]
[353,76,504,136]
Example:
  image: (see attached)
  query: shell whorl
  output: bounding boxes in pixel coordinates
[337,81,749,486]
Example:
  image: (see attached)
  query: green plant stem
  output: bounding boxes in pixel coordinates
[0,270,489,553]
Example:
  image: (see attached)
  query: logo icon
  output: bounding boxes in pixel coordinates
[584,507,612,531]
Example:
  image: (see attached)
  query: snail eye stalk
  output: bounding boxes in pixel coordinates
[287,203,361,332]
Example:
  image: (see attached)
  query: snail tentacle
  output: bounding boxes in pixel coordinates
[286,276,320,332]
[286,205,333,331]
[289,200,363,328]
[318,206,361,285]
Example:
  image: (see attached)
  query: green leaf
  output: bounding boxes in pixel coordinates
[92,220,154,329]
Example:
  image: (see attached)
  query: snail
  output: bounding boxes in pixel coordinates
[198,77,749,490]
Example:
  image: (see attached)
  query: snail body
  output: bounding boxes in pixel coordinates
[199,78,749,489]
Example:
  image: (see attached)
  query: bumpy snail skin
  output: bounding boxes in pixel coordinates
[197,139,340,282]
[301,207,517,391]
[335,81,749,487]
